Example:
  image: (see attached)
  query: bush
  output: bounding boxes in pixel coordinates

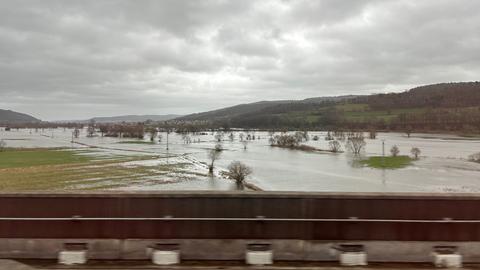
[271,134,301,147]
[329,140,341,152]
[345,133,365,155]
[225,161,252,190]
[390,145,400,157]
[411,147,421,159]
[207,143,223,173]
[469,153,480,163]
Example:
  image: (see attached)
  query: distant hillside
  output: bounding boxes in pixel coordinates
[178,95,357,122]
[354,82,480,109]
[303,95,359,103]
[176,82,480,132]
[177,100,294,121]
[0,109,40,124]
[90,114,181,123]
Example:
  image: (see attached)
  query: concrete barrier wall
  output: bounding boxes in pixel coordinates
[2,239,480,262]
[1,192,480,261]
[1,191,480,240]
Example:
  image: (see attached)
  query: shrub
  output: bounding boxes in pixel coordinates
[410,147,421,159]
[225,161,252,190]
[329,140,341,152]
[390,145,400,157]
[469,153,480,163]
[345,133,366,155]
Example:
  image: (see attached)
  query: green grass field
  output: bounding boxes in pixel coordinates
[0,148,91,169]
[343,107,427,122]
[361,155,413,169]
[335,103,370,111]
[0,148,194,191]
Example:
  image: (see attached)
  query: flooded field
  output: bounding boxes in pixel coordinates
[1,128,479,192]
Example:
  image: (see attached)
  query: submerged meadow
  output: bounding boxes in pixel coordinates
[0,127,479,193]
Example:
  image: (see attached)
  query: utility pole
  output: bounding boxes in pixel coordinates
[166,130,169,151]
[382,139,385,167]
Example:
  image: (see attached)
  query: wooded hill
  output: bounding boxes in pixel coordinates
[178,95,357,122]
[356,82,480,109]
[177,82,480,133]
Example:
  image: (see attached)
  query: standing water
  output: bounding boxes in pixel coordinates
[1,128,479,192]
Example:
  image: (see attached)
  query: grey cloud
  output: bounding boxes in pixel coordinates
[215,27,279,57]
[0,0,479,120]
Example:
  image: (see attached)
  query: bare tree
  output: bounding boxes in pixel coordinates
[268,136,275,146]
[99,125,108,137]
[345,133,366,155]
[214,132,224,142]
[405,126,413,138]
[411,147,421,159]
[271,134,301,147]
[325,131,334,141]
[208,143,223,174]
[73,128,80,139]
[242,140,248,150]
[181,133,192,144]
[328,140,341,153]
[294,131,309,142]
[147,127,157,142]
[390,145,400,157]
[0,139,6,151]
[86,119,96,137]
[226,161,252,190]
[333,131,345,141]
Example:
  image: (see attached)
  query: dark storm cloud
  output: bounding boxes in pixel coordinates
[0,0,479,120]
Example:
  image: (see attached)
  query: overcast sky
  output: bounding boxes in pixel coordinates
[1,0,479,120]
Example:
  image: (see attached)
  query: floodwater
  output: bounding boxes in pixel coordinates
[1,128,480,193]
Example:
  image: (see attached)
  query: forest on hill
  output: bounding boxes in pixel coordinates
[355,82,480,109]
[177,82,480,133]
